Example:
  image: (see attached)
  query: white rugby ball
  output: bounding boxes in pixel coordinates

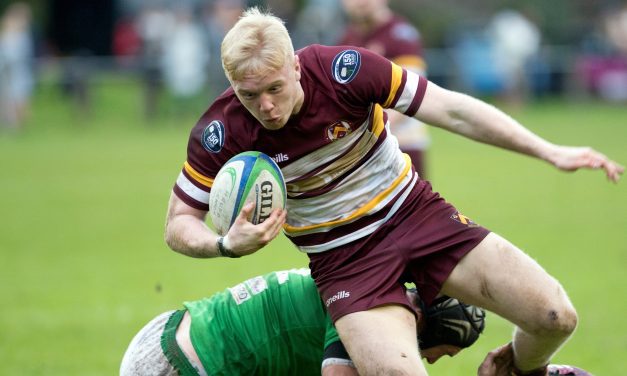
[209,151,286,235]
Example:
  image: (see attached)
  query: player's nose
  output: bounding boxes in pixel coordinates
[259,93,274,113]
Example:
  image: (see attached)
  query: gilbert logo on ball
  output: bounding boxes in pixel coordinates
[209,151,286,235]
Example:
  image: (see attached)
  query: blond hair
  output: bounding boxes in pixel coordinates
[221,7,295,82]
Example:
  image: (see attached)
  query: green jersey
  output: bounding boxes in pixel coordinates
[184,268,339,375]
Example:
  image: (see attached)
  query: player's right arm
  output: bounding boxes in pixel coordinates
[165,193,286,258]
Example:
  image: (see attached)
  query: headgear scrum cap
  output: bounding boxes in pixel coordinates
[418,295,486,349]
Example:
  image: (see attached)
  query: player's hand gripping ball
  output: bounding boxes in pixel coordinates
[209,151,286,235]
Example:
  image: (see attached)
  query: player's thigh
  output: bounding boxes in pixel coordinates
[334,304,427,376]
[441,232,576,333]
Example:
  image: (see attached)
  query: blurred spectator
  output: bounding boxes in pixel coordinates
[292,0,344,48]
[60,49,93,117]
[337,0,430,178]
[160,5,208,102]
[604,4,627,56]
[487,9,541,105]
[136,5,173,119]
[576,5,627,102]
[0,2,34,129]
[264,0,299,30]
[202,0,244,100]
[112,14,141,68]
[449,25,506,96]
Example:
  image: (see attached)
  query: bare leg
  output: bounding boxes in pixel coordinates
[335,304,428,376]
[441,232,577,371]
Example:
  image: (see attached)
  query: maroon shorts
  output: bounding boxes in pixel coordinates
[308,179,490,323]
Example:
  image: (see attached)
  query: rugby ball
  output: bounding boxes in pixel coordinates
[209,151,286,235]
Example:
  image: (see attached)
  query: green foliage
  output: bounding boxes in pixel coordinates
[0,80,625,374]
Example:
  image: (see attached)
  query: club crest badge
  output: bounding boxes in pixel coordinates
[327,120,352,141]
[451,212,479,227]
[201,120,225,153]
[332,49,361,84]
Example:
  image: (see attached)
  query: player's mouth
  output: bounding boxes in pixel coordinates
[265,116,281,123]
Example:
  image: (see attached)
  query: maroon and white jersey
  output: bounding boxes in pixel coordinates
[174,44,428,253]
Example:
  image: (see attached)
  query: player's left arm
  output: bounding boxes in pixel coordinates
[414,81,624,182]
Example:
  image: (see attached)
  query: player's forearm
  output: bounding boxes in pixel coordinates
[164,214,221,258]
[418,85,558,165]
[452,95,556,161]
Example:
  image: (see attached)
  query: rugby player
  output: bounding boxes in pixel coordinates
[120,268,485,375]
[164,7,622,375]
[339,0,430,177]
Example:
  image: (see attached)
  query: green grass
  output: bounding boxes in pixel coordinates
[1,80,625,374]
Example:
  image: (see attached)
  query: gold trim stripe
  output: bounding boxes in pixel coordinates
[284,153,412,234]
[183,161,214,188]
[383,63,404,108]
[372,104,385,137]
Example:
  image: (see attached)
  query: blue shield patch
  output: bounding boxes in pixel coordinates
[332,50,361,84]
[201,120,225,153]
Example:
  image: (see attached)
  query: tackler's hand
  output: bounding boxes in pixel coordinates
[477,342,514,376]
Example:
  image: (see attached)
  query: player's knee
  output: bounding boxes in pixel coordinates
[527,304,578,338]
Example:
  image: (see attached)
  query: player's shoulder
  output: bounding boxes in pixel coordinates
[299,44,386,86]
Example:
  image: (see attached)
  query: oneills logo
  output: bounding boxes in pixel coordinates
[272,153,289,163]
[327,121,352,141]
[325,290,351,307]
[451,212,479,227]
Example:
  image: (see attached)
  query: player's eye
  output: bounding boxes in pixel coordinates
[241,92,256,100]
[269,85,282,93]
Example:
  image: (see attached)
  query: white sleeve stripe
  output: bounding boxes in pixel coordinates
[176,172,210,204]
[394,71,420,113]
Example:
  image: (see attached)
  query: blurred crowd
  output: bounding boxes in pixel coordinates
[1,0,626,129]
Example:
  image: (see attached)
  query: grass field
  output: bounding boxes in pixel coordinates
[1,78,625,375]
